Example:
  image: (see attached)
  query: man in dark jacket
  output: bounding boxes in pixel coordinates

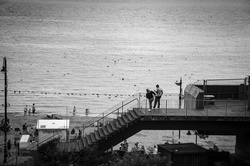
[146,89,156,110]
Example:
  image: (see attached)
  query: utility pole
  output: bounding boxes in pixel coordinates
[1,57,8,164]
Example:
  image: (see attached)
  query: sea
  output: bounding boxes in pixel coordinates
[0,0,250,153]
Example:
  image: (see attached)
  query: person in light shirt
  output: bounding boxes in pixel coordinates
[153,84,163,109]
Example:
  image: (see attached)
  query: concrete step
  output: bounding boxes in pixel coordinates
[121,115,129,124]
[125,112,134,121]
[90,133,97,143]
[114,119,122,128]
[94,130,101,141]
[118,117,126,126]
[98,128,105,138]
[130,109,139,119]
[133,108,145,116]
[106,124,113,133]
[82,137,89,147]
[86,135,92,145]
[103,126,109,136]
[110,121,118,131]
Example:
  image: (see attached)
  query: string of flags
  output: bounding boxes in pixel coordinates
[0,90,133,97]
[0,89,176,98]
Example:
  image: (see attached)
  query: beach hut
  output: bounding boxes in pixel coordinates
[184,84,204,109]
[19,134,30,150]
[158,143,208,166]
[36,119,70,145]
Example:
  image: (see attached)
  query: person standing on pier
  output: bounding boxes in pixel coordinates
[146,89,156,110]
[153,84,163,109]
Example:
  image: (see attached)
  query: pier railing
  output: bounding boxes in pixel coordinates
[140,98,248,118]
[81,92,248,135]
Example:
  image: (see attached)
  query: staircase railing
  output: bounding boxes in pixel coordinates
[82,93,141,136]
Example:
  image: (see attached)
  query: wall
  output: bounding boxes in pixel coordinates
[38,129,66,145]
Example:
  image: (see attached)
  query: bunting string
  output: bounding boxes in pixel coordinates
[0,89,177,98]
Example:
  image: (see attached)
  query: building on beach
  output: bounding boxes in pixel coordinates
[36,119,69,145]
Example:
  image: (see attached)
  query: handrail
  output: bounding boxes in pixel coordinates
[83,98,139,130]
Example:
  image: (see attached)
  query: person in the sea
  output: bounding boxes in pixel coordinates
[146,89,156,110]
[153,84,163,109]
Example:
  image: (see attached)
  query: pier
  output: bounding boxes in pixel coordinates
[58,79,250,165]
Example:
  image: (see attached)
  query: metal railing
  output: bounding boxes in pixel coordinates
[139,97,249,118]
[82,94,140,136]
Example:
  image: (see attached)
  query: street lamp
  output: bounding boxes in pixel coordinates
[175,77,182,108]
[1,57,9,165]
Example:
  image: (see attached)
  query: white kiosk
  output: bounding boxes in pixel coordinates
[36,119,69,145]
[19,134,30,150]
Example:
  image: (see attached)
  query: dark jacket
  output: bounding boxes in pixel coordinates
[146,91,155,99]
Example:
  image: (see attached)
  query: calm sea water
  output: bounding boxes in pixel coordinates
[0,0,249,152]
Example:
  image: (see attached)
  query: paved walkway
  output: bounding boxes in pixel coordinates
[140,100,250,118]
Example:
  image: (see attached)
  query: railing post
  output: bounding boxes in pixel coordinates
[166,100,167,116]
[138,93,141,108]
[206,103,208,118]
[225,100,228,118]
[244,77,247,118]
[185,100,188,118]
[122,101,124,114]
[103,113,105,125]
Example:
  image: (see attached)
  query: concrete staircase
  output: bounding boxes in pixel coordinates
[78,109,144,151]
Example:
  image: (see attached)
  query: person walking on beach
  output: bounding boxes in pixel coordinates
[22,123,27,133]
[32,103,36,114]
[146,89,156,110]
[153,84,163,109]
[28,108,31,115]
[73,106,76,115]
[24,105,28,115]
[7,139,11,156]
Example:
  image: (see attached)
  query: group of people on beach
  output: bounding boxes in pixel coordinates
[146,84,163,110]
[23,103,36,115]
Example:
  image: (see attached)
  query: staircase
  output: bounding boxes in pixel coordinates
[77,108,145,152]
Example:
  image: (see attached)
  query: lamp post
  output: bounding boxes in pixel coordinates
[1,57,8,165]
[175,77,182,108]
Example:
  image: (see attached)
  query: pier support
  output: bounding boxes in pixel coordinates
[236,132,250,160]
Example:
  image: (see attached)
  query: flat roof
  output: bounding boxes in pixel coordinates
[158,143,207,154]
[20,135,30,142]
[37,119,70,129]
